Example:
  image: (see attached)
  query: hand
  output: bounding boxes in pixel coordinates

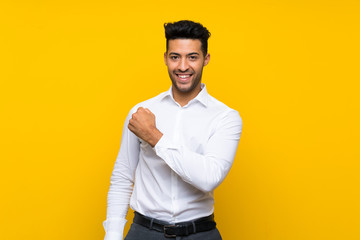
[128,107,163,147]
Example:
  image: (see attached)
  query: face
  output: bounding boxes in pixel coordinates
[164,39,210,96]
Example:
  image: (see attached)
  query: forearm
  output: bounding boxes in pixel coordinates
[157,143,231,192]
[106,178,133,219]
[103,195,130,240]
[154,110,242,192]
[104,168,134,240]
[154,136,237,192]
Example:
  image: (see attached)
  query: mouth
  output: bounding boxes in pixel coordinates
[175,73,193,83]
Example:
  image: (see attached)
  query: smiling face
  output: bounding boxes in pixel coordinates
[164,39,210,100]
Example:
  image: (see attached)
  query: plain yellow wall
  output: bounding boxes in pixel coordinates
[1,0,359,239]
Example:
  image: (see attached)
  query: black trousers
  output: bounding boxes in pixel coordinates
[124,222,222,240]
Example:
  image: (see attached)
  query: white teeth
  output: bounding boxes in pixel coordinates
[179,75,189,79]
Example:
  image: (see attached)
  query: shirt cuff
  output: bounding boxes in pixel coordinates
[103,218,127,240]
[104,231,123,240]
[153,134,175,152]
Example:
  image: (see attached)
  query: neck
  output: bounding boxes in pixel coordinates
[172,85,202,107]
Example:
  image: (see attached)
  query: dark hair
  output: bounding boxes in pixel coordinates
[164,20,211,56]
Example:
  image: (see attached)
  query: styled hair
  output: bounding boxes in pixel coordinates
[164,20,211,56]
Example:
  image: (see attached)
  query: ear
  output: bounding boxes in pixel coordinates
[203,53,210,66]
[164,52,168,66]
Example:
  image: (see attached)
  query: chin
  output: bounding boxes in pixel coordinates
[177,84,191,91]
[174,82,194,92]
[170,75,201,94]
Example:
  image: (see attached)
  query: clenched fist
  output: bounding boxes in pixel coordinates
[128,107,163,147]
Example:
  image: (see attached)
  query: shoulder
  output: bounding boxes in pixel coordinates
[207,95,243,134]
[207,94,242,124]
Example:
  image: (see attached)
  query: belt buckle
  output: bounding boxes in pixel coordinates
[164,224,176,238]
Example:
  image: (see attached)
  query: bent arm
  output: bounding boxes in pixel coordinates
[104,110,140,240]
[154,110,242,192]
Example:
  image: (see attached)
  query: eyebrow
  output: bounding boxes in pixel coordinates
[169,52,200,56]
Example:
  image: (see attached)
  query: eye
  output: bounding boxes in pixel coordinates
[189,55,198,60]
[170,55,179,60]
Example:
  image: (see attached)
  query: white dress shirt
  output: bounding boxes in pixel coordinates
[103,84,242,240]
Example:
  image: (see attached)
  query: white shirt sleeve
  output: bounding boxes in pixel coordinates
[103,110,140,240]
[154,110,242,192]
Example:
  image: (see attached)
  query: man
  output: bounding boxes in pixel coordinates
[103,20,242,240]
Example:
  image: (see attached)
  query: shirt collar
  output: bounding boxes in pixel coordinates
[161,83,209,107]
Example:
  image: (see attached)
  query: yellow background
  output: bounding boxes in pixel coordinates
[1,0,359,239]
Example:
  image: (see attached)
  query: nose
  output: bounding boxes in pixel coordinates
[178,58,189,72]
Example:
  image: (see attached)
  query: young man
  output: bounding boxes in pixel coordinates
[103,20,243,240]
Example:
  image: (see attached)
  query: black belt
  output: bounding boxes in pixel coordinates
[133,211,217,238]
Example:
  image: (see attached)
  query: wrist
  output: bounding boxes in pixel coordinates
[148,128,163,147]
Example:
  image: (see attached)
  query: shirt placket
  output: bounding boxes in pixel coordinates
[171,106,184,222]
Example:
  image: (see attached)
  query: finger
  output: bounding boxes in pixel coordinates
[128,121,135,131]
[144,108,151,113]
